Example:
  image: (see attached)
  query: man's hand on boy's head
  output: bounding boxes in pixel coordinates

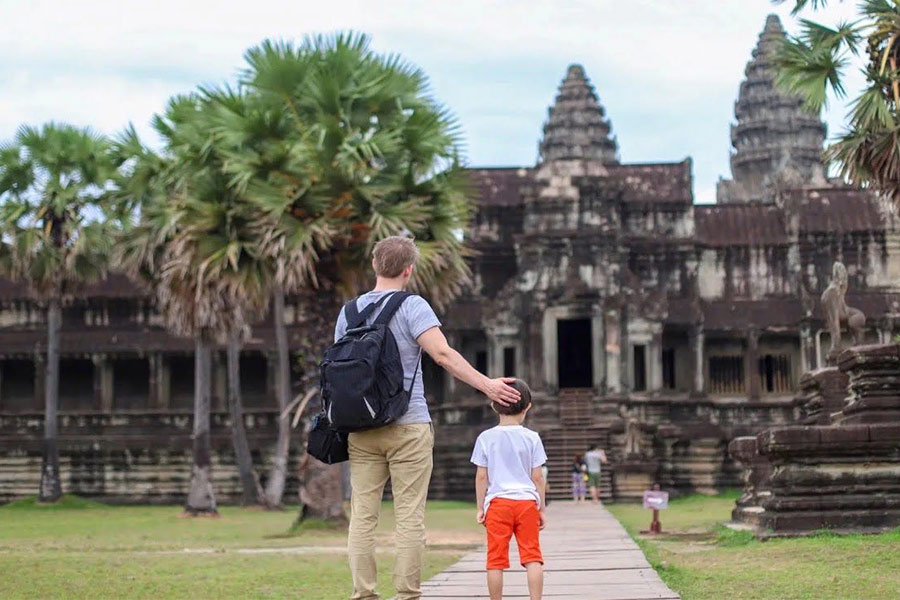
[484,377,520,406]
[476,508,485,525]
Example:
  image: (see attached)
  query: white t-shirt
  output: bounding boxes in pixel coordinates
[470,425,547,513]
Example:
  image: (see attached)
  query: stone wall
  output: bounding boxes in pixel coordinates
[0,410,302,504]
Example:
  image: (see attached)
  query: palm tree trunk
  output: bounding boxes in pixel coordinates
[185,336,217,515]
[227,329,263,506]
[38,296,62,503]
[264,287,291,507]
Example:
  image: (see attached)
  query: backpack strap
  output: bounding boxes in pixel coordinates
[345,292,395,329]
[373,291,413,326]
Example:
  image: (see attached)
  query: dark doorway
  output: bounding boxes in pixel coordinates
[557,318,592,388]
[503,347,516,377]
[59,359,95,411]
[633,345,647,391]
[1,359,35,412]
[170,356,194,410]
[662,348,676,390]
[114,358,150,410]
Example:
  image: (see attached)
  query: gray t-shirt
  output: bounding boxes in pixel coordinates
[334,290,441,425]
[585,449,606,474]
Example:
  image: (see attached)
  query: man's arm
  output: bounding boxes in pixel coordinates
[530,466,546,529]
[417,326,520,405]
[600,450,608,464]
[475,466,488,524]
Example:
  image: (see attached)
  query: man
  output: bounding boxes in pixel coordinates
[335,236,521,600]
[584,444,608,505]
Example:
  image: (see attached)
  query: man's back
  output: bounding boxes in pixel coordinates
[334,290,440,425]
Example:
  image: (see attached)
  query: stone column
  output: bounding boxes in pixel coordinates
[149,353,170,409]
[800,321,814,373]
[591,311,605,391]
[746,329,760,400]
[649,330,663,392]
[690,325,705,395]
[93,354,114,412]
[486,332,500,378]
[604,309,622,394]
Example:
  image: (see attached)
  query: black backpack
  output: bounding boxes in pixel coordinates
[319,291,420,433]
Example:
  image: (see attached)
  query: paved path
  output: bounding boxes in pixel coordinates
[422,502,679,600]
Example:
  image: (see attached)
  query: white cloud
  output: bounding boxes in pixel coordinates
[0,0,867,202]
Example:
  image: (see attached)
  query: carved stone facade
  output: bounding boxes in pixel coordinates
[2,14,900,504]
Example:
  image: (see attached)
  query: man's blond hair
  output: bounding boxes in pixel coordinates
[372,236,419,278]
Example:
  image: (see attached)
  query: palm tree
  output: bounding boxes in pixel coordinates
[0,123,115,502]
[116,94,271,512]
[235,33,474,513]
[775,0,900,203]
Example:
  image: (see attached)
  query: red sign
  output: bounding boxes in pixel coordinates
[642,490,669,510]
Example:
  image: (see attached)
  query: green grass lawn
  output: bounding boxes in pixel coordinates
[0,496,482,599]
[607,491,900,600]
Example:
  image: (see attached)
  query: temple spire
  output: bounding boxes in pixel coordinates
[538,64,618,164]
[717,14,827,203]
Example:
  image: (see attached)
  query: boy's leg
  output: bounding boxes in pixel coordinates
[487,569,503,600]
[524,563,543,600]
[485,501,514,600]
[385,424,434,599]
[348,430,391,600]
[512,502,543,600]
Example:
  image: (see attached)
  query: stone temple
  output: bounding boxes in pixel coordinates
[2,15,899,504]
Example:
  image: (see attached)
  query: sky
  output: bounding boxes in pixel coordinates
[0,0,863,204]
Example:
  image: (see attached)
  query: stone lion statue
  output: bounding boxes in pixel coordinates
[821,262,866,356]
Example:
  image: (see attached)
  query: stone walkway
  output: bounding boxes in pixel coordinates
[422,502,679,599]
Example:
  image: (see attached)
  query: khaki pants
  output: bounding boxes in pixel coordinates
[348,423,434,600]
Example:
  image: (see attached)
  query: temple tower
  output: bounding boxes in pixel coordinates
[717,14,827,203]
[538,64,619,164]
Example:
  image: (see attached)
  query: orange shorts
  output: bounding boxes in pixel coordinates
[484,498,543,570]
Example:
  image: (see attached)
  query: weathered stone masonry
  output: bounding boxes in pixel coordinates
[1,14,899,504]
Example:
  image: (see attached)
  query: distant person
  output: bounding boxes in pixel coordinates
[571,454,587,503]
[471,379,546,600]
[584,444,608,505]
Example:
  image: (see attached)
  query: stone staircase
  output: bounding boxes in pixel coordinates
[540,388,613,501]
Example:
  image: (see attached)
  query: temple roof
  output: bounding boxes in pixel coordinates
[696,203,788,246]
[606,160,693,204]
[468,167,529,207]
[720,14,827,203]
[791,188,888,233]
[538,64,618,164]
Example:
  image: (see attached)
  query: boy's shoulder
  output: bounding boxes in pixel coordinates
[476,425,542,442]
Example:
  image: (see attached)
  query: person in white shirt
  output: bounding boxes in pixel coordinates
[471,379,546,600]
[584,444,608,505]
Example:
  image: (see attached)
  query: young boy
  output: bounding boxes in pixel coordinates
[471,379,546,600]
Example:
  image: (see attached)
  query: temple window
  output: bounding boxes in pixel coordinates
[503,347,516,377]
[475,351,488,375]
[708,355,745,395]
[758,354,792,394]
